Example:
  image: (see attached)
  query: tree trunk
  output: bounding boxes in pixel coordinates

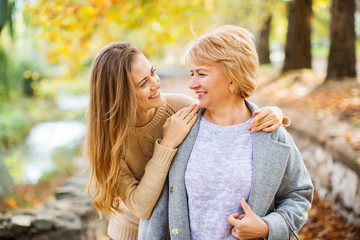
[282,0,312,73]
[0,0,8,34]
[258,15,272,65]
[326,0,356,80]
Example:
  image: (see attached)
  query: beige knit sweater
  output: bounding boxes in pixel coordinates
[107,93,196,240]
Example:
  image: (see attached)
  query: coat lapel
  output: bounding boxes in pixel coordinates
[247,131,291,216]
[245,99,291,215]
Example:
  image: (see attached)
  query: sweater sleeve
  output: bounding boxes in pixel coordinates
[108,209,139,240]
[262,130,313,239]
[118,139,177,219]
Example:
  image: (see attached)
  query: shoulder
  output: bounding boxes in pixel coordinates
[164,93,197,112]
[270,127,294,147]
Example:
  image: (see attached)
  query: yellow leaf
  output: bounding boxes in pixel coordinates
[79,5,96,19]
[5,198,18,209]
[23,70,32,79]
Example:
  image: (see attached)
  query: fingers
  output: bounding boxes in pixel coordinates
[173,106,187,117]
[251,119,277,133]
[169,104,198,124]
[249,111,270,131]
[262,122,281,132]
[227,213,240,227]
[240,198,252,215]
[178,104,198,119]
[253,107,264,116]
[251,107,269,122]
[237,214,245,220]
[174,104,198,127]
[161,104,199,149]
[231,228,241,240]
[186,113,198,128]
[250,106,283,132]
[185,105,199,122]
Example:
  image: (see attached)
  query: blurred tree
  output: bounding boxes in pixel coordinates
[312,0,331,52]
[27,0,291,76]
[283,0,312,73]
[326,0,356,80]
[0,0,14,36]
[0,0,15,100]
[211,0,285,65]
[27,0,210,76]
[257,15,272,64]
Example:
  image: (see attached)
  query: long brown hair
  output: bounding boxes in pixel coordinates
[86,42,139,216]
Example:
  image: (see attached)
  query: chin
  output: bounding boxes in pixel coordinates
[154,96,165,108]
[198,101,207,109]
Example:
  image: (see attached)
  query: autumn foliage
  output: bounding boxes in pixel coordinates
[26,0,209,75]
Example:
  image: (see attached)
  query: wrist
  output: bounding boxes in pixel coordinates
[159,139,176,149]
[260,218,270,238]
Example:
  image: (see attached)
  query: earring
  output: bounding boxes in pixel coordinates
[229,83,234,93]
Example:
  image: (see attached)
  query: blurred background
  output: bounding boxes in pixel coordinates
[0,0,359,239]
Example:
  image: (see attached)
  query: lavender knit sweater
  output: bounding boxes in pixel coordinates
[185,116,253,240]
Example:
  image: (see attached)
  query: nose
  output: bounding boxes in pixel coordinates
[189,75,200,90]
[150,75,161,90]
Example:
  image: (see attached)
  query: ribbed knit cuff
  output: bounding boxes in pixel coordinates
[282,116,291,127]
[108,220,138,240]
[149,139,177,170]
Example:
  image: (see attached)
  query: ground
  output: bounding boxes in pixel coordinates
[253,69,360,239]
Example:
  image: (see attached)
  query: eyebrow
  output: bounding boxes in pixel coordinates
[136,66,154,87]
[190,67,209,72]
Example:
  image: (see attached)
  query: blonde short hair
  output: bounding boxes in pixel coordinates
[185,25,259,98]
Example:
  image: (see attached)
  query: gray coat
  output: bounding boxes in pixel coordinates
[139,100,313,240]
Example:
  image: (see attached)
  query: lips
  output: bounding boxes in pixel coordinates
[195,91,207,98]
[149,91,160,99]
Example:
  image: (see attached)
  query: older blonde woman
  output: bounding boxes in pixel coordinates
[139,25,313,240]
[86,41,289,240]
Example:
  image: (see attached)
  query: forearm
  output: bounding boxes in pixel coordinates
[120,140,177,219]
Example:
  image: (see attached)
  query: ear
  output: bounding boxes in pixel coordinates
[229,82,235,93]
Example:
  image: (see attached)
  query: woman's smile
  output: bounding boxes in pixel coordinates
[195,91,208,99]
[149,91,161,99]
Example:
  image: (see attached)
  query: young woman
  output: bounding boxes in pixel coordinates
[139,25,313,240]
[86,42,289,240]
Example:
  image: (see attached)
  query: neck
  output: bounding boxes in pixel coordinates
[136,107,157,127]
[203,98,252,126]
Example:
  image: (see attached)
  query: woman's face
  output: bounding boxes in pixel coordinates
[189,62,231,110]
[130,53,164,112]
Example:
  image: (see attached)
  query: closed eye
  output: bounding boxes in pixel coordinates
[140,80,148,87]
